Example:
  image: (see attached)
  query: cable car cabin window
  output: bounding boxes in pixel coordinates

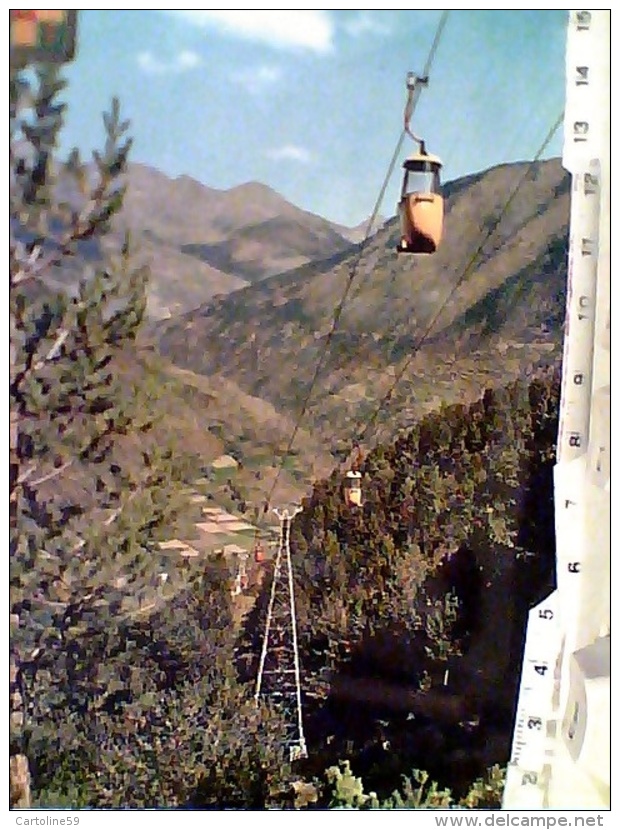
[402,166,441,198]
[397,156,444,254]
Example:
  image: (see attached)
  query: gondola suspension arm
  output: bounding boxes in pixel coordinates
[403,71,429,150]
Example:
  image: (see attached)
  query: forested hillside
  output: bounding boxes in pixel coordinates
[239,370,560,800]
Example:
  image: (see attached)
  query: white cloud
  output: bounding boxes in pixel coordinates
[343,11,392,38]
[136,49,203,75]
[137,52,163,74]
[232,65,282,95]
[162,10,334,53]
[266,145,313,164]
[177,50,202,69]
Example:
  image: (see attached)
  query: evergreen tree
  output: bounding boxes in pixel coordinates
[9,66,191,807]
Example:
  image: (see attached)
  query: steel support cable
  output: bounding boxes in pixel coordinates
[262,138,407,510]
[354,39,534,311]
[404,8,450,142]
[356,110,564,448]
[358,101,565,414]
[337,79,555,428]
[262,11,451,512]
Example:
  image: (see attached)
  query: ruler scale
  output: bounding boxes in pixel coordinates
[503,10,610,809]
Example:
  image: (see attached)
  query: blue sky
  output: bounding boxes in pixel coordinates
[57,10,568,228]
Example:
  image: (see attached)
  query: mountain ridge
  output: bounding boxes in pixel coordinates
[154,157,569,445]
[115,163,359,316]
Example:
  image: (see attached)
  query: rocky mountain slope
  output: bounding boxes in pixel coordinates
[115,165,356,317]
[155,158,570,444]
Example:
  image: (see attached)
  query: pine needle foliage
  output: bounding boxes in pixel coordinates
[9,66,196,805]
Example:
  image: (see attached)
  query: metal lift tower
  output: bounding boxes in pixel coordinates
[255,507,307,761]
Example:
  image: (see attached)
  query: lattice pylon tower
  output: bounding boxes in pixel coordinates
[254,507,307,760]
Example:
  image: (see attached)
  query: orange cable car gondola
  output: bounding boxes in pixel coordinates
[397,143,444,255]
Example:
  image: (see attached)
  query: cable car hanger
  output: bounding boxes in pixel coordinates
[403,71,429,149]
[398,71,444,255]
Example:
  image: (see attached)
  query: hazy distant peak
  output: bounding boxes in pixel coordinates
[229,180,280,195]
[224,180,293,210]
[337,214,387,243]
[172,173,219,199]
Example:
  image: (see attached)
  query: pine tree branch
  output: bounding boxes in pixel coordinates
[33,328,69,370]
[15,464,37,487]
[11,179,119,287]
[29,459,74,487]
[63,485,145,559]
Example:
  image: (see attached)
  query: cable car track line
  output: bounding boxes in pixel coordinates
[357,109,564,448]
[262,11,451,512]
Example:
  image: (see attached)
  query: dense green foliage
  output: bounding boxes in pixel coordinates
[292,371,557,643]
[284,371,558,797]
[9,67,291,810]
[325,760,506,809]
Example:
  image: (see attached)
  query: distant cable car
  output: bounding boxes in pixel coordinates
[397,145,444,254]
[254,543,266,564]
[343,471,363,507]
